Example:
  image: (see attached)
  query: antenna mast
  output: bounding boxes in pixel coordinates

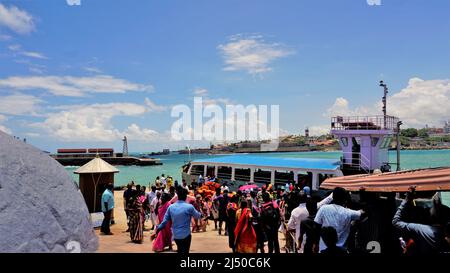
[379,81,388,129]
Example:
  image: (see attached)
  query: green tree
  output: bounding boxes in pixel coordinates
[417,128,429,138]
[400,128,418,138]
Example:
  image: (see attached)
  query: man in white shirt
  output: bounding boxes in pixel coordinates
[314,187,364,252]
[287,191,333,245]
[160,174,166,186]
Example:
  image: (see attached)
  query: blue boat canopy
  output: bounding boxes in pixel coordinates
[191,155,341,172]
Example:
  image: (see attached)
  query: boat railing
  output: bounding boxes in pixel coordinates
[217,173,232,179]
[331,115,399,131]
[340,152,371,173]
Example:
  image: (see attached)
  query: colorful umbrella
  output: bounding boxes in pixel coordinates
[239,184,259,192]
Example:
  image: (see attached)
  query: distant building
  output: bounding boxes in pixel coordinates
[445,121,450,134]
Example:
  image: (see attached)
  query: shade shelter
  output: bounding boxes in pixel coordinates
[74,155,119,213]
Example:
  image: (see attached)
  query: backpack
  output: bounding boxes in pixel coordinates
[261,202,280,230]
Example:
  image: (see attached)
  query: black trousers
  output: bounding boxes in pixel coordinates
[101,210,112,234]
[265,228,280,253]
[175,235,192,254]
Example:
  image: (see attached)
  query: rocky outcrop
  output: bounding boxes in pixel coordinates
[0,132,98,252]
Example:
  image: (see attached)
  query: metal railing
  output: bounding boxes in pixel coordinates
[340,152,371,173]
[331,115,399,131]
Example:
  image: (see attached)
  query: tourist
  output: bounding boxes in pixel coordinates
[226,195,239,252]
[250,191,265,253]
[160,174,166,186]
[192,195,207,232]
[218,189,230,235]
[191,178,198,190]
[127,189,144,243]
[314,187,364,252]
[167,176,173,189]
[169,186,176,198]
[156,187,202,254]
[299,198,322,254]
[320,226,348,255]
[138,186,148,230]
[155,176,161,189]
[181,179,189,190]
[150,191,161,229]
[392,190,449,254]
[288,191,333,251]
[152,193,173,252]
[234,200,257,253]
[210,189,220,230]
[101,183,114,235]
[148,186,157,204]
[260,192,281,253]
[123,183,133,232]
[444,222,450,253]
[221,181,229,192]
[198,174,205,185]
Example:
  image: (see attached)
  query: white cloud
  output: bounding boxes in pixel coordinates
[84,67,102,73]
[144,98,167,112]
[0,93,43,115]
[308,125,330,136]
[0,75,154,97]
[8,44,48,59]
[20,51,47,59]
[123,124,161,141]
[192,88,232,106]
[24,132,40,137]
[34,102,161,142]
[0,34,12,41]
[0,124,11,134]
[388,78,450,127]
[325,97,371,117]
[217,34,293,76]
[0,4,35,34]
[0,114,12,134]
[325,77,450,128]
[193,88,208,96]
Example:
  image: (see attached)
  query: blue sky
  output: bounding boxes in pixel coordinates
[1,0,450,152]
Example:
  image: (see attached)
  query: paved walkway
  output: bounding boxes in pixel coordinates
[96,191,285,253]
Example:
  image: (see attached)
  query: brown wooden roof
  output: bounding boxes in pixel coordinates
[321,167,450,192]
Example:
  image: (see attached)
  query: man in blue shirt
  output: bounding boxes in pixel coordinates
[156,187,202,254]
[101,183,114,235]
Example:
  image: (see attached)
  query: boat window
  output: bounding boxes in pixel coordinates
[352,137,361,145]
[340,137,348,147]
[234,168,251,182]
[254,169,271,184]
[275,170,294,185]
[380,136,392,149]
[206,166,215,177]
[189,165,204,175]
[217,166,232,180]
[371,137,380,147]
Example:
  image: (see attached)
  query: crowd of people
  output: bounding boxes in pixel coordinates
[100,174,450,255]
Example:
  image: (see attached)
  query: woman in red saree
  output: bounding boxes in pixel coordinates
[152,193,173,252]
[234,200,257,253]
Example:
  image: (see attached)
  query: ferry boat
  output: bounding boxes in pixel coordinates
[182,113,404,191]
[182,155,343,191]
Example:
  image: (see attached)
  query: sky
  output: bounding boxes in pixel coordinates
[1,0,450,153]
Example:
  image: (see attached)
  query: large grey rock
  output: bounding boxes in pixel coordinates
[0,132,98,252]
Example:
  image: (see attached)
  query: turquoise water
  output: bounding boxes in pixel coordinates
[65,149,450,187]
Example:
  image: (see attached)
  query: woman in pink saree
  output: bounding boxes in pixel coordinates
[152,193,173,252]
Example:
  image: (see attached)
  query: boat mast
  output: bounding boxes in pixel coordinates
[379,80,388,129]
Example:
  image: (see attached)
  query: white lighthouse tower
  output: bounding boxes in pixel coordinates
[331,81,401,175]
